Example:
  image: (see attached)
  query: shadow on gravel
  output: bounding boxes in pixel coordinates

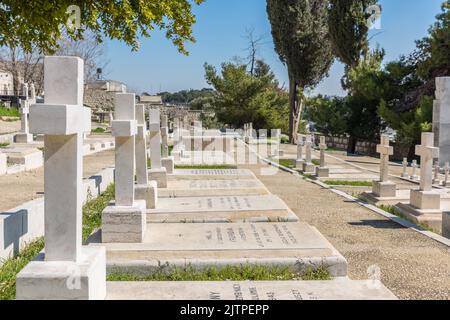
[348,220,405,229]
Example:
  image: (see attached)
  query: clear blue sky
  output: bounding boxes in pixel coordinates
[104,0,444,96]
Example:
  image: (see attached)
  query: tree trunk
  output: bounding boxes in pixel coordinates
[347,135,357,155]
[288,71,301,144]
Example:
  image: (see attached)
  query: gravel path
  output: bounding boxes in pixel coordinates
[0,120,20,135]
[0,149,115,211]
[240,160,450,300]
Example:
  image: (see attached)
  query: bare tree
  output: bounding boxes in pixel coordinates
[244,27,266,77]
[55,31,109,82]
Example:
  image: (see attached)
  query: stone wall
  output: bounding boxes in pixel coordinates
[314,135,378,156]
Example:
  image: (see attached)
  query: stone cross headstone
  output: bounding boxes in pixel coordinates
[415,132,440,191]
[29,83,36,104]
[297,134,304,161]
[161,115,169,158]
[112,93,138,206]
[17,56,105,300]
[377,134,394,182]
[149,109,162,169]
[443,162,449,187]
[319,136,327,168]
[433,162,440,185]
[135,104,148,185]
[149,109,168,187]
[22,83,29,100]
[302,135,315,173]
[402,158,409,178]
[411,160,419,181]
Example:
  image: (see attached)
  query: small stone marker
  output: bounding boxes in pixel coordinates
[15,83,34,143]
[411,160,419,181]
[296,134,304,169]
[402,158,409,178]
[102,93,147,243]
[302,135,315,174]
[135,104,157,209]
[148,109,168,187]
[372,134,396,197]
[161,114,174,174]
[16,56,106,300]
[29,83,36,104]
[316,136,329,178]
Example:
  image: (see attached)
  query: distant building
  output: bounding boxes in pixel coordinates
[0,71,14,95]
[139,95,163,107]
[86,80,127,93]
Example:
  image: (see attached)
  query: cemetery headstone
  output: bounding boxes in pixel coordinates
[443,162,450,187]
[16,56,106,300]
[432,162,441,185]
[372,134,396,197]
[316,136,330,178]
[302,135,315,174]
[161,114,174,174]
[402,158,409,178]
[411,160,419,181]
[148,109,168,187]
[135,104,158,209]
[296,134,304,169]
[102,93,147,243]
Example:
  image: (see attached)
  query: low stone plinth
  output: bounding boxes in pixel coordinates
[302,162,315,174]
[395,203,442,232]
[90,222,347,277]
[443,211,450,239]
[3,147,43,171]
[372,181,396,198]
[159,179,269,198]
[135,182,158,209]
[316,167,330,178]
[295,159,304,169]
[106,279,397,300]
[161,156,174,174]
[14,133,33,144]
[410,189,441,210]
[146,194,298,223]
[102,200,147,243]
[148,167,168,188]
[16,246,106,300]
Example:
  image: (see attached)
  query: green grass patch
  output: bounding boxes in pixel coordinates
[91,127,106,134]
[0,106,20,118]
[0,185,115,300]
[0,142,10,148]
[323,180,373,187]
[175,164,237,169]
[0,238,45,300]
[378,205,439,233]
[108,265,331,282]
[312,159,320,166]
[278,159,295,168]
[83,184,115,241]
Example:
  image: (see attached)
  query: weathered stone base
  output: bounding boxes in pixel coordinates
[106,279,397,300]
[16,246,106,300]
[442,211,450,239]
[410,189,441,210]
[14,133,33,144]
[4,148,43,171]
[395,203,442,232]
[135,182,158,209]
[295,159,304,169]
[169,169,256,181]
[161,157,174,174]
[372,181,396,198]
[148,167,168,188]
[316,167,330,178]
[302,162,315,174]
[102,200,147,243]
[88,222,348,277]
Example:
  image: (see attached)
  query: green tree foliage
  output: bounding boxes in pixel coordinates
[304,95,347,136]
[158,88,215,105]
[267,0,334,142]
[0,0,204,54]
[204,60,289,132]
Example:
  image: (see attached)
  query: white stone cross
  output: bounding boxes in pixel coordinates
[433,162,440,185]
[29,56,91,262]
[112,93,138,206]
[444,162,449,186]
[20,99,30,134]
[29,83,36,104]
[149,109,162,169]
[402,158,409,178]
[319,136,327,168]
[22,83,29,100]
[415,132,439,191]
[161,115,169,158]
[411,160,419,180]
[305,135,312,163]
[135,104,148,185]
[376,134,394,182]
[297,134,304,161]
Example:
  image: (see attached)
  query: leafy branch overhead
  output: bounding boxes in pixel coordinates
[0,0,204,54]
